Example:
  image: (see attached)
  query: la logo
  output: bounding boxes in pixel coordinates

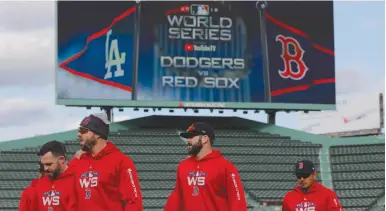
[104,29,126,80]
[276,35,309,80]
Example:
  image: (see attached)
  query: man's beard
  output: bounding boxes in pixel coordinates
[47,165,61,180]
[81,138,97,152]
[188,138,203,156]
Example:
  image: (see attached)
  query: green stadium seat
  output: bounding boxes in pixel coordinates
[330,143,385,209]
[0,128,329,210]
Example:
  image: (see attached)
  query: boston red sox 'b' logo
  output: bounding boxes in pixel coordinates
[82,117,90,125]
[276,35,309,80]
[298,162,303,169]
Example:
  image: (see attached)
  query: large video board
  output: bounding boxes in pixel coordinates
[57,1,335,110]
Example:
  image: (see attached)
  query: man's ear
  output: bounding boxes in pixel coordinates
[312,171,318,180]
[58,156,66,164]
[93,132,101,139]
[202,135,210,144]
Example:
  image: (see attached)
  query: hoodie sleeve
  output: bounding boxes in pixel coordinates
[327,191,343,211]
[226,163,247,211]
[66,177,78,211]
[67,157,80,167]
[281,193,291,211]
[19,187,38,211]
[164,165,182,211]
[118,156,143,211]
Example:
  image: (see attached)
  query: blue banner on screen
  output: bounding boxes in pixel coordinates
[56,1,336,107]
[60,7,136,92]
[57,2,136,100]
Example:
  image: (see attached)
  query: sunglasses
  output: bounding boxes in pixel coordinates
[296,173,311,179]
[78,127,90,134]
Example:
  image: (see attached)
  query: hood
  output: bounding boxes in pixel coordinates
[83,142,120,160]
[294,181,321,194]
[42,165,74,183]
[191,149,223,162]
[57,165,75,180]
[30,178,40,187]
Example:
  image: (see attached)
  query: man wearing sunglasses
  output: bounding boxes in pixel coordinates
[164,122,247,211]
[282,160,343,211]
[70,113,143,211]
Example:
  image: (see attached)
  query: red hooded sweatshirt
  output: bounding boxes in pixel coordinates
[19,179,39,211]
[164,150,247,211]
[282,182,343,211]
[35,168,77,211]
[70,142,143,211]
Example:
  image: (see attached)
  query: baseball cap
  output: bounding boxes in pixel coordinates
[179,122,215,141]
[295,160,315,177]
[80,113,110,139]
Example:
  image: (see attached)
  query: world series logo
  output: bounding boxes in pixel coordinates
[160,4,245,90]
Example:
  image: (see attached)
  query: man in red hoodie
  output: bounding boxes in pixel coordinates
[282,160,343,211]
[71,113,143,211]
[18,163,45,211]
[36,140,77,211]
[164,122,247,211]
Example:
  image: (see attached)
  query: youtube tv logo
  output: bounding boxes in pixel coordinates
[184,44,216,52]
[184,44,194,52]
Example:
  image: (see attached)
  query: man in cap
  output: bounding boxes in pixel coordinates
[164,122,247,211]
[71,113,143,211]
[282,160,343,211]
[19,162,45,211]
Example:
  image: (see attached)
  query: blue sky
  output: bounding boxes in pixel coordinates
[0,1,384,142]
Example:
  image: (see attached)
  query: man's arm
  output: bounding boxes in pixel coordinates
[226,163,247,211]
[281,194,290,211]
[327,191,343,211]
[67,150,85,167]
[66,177,78,211]
[164,165,182,211]
[19,187,35,211]
[118,156,143,211]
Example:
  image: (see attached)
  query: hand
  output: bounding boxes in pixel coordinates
[74,150,85,159]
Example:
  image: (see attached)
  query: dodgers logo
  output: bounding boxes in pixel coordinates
[104,29,126,80]
[276,35,309,80]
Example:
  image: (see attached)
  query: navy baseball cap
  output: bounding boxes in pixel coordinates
[295,160,315,176]
[179,122,215,141]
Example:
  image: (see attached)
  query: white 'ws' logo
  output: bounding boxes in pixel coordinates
[187,170,206,186]
[295,202,316,211]
[79,171,100,189]
[187,170,207,197]
[42,190,61,206]
[104,29,126,80]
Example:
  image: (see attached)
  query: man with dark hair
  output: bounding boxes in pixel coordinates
[164,122,247,211]
[19,163,45,211]
[36,140,77,211]
[70,113,143,211]
[282,160,343,211]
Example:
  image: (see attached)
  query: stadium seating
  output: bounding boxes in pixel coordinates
[330,143,385,211]
[0,128,323,210]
